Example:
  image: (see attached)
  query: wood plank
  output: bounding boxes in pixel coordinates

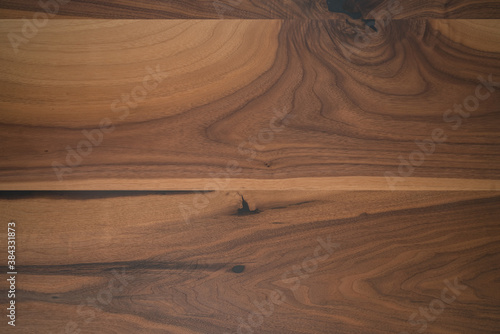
[1,177,500,191]
[0,190,499,333]
[1,0,500,19]
[0,19,499,190]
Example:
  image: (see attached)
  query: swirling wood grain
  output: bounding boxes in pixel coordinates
[0,19,499,189]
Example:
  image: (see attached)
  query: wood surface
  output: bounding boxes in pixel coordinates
[1,0,500,19]
[1,19,500,190]
[0,2,499,333]
[0,190,499,333]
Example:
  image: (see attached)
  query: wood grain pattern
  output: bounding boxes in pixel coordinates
[1,0,500,19]
[1,190,499,333]
[1,19,500,190]
[1,2,499,334]
[1,177,500,191]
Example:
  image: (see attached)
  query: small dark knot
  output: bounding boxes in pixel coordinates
[232,265,245,273]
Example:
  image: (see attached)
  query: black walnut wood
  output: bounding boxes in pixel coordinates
[0,190,498,333]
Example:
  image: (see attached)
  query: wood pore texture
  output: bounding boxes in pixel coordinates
[0,1,499,334]
[1,0,500,19]
[1,17,500,189]
[0,191,500,334]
